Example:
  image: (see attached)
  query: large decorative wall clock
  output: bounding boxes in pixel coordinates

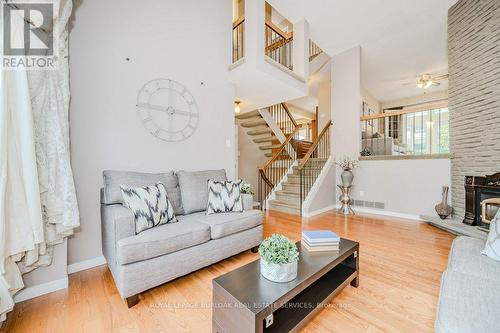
[136,78,199,142]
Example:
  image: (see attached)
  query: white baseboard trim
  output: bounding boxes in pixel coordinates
[337,205,423,221]
[302,204,337,218]
[303,204,423,221]
[13,256,106,303]
[67,256,107,275]
[14,277,68,303]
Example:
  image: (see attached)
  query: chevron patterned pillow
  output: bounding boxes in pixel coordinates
[121,183,177,234]
[207,180,244,215]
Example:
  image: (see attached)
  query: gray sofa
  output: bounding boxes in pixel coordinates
[362,137,406,155]
[436,236,500,332]
[100,169,263,307]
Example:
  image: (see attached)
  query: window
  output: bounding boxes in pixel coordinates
[360,106,450,157]
[405,108,449,155]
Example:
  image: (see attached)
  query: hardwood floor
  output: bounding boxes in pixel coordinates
[1,210,455,333]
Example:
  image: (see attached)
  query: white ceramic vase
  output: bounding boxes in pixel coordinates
[260,259,298,283]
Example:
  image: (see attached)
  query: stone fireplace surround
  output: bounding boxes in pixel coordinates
[448,0,500,220]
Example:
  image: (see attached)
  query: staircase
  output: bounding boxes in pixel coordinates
[235,40,329,217]
[236,110,279,157]
[265,121,332,216]
[292,139,313,158]
[269,158,327,215]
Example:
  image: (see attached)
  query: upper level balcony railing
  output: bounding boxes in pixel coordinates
[360,103,450,157]
[309,40,322,61]
[265,21,293,70]
[232,17,245,63]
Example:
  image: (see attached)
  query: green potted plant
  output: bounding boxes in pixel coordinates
[258,234,299,282]
[240,182,253,195]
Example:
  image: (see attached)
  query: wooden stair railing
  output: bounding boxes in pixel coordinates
[267,103,298,136]
[298,121,333,213]
[258,125,302,210]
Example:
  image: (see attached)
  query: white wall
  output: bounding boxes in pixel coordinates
[68,0,236,264]
[304,161,336,215]
[362,88,381,114]
[301,47,361,216]
[354,159,451,216]
[329,46,362,212]
[317,80,331,130]
[21,240,67,288]
[331,46,362,159]
[381,90,448,110]
[327,46,451,219]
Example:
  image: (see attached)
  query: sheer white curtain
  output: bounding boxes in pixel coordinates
[0,0,78,320]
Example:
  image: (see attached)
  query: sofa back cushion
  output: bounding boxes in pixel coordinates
[177,169,227,214]
[103,170,184,215]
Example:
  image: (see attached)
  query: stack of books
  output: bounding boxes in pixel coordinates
[302,230,340,252]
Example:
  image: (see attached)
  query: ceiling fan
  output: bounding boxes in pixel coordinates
[417,73,449,89]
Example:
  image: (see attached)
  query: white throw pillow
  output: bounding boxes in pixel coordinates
[121,183,177,234]
[206,180,244,215]
[482,210,500,261]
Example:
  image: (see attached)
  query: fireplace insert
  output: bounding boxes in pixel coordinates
[463,172,500,227]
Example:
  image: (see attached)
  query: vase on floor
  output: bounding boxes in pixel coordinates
[341,169,354,187]
[435,186,453,219]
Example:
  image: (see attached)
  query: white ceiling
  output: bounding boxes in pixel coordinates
[269,0,457,102]
[288,96,317,112]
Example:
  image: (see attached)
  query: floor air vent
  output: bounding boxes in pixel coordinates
[352,200,385,210]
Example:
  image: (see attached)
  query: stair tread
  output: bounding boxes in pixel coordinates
[293,167,324,171]
[247,127,273,136]
[241,119,267,128]
[235,110,261,120]
[276,190,300,196]
[259,144,281,150]
[253,136,276,143]
[269,200,300,209]
[269,200,300,215]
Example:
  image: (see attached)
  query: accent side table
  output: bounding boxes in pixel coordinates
[337,185,355,215]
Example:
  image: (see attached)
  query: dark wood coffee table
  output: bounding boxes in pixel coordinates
[212,238,359,333]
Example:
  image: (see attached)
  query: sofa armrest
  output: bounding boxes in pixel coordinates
[101,204,136,266]
[242,193,254,211]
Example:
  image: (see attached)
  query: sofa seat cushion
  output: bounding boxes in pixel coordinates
[116,219,210,265]
[448,236,500,280]
[195,209,262,239]
[435,270,500,333]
